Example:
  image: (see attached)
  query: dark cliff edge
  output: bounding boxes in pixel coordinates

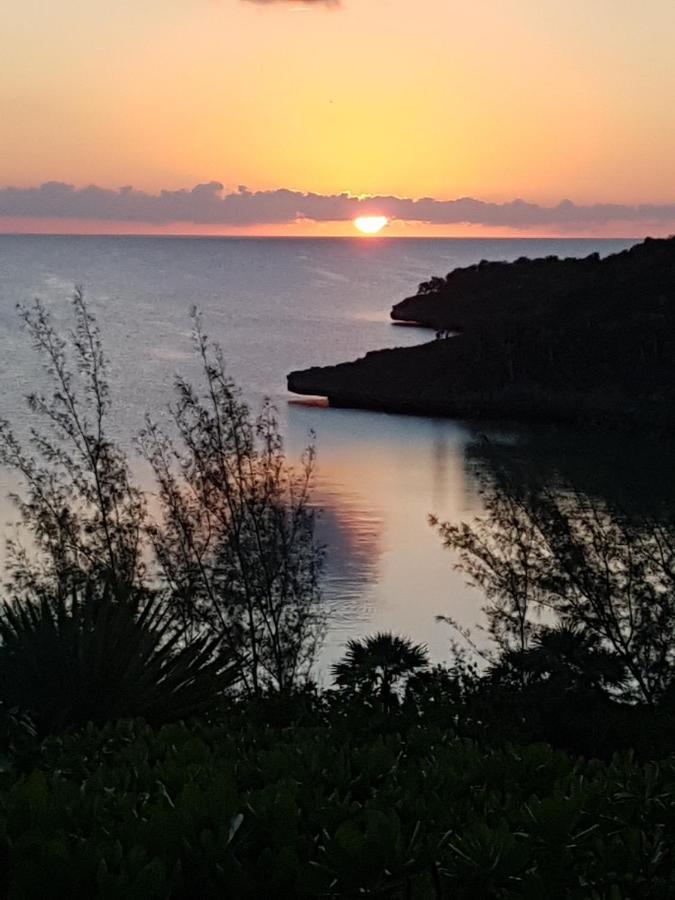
[288,236,675,429]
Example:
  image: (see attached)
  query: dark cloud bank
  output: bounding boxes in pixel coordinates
[1,181,674,229]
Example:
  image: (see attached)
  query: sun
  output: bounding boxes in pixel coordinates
[353,215,388,235]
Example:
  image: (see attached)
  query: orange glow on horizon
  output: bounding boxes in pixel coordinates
[0,216,667,240]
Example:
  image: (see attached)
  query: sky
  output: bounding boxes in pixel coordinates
[2,0,675,236]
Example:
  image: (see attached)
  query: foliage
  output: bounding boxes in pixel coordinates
[434,472,675,706]
[0,703,36,770]
[4,288,675,894]
[332,632,429,701]
[0,294,324,739]
[0,290,146,594]
[0,582,239,735]
[3,713,675,897]
[0,294,242,733]
[490,624,627,694]
[139,312,324,696]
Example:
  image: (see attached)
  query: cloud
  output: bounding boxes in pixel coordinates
[1,181,675,229]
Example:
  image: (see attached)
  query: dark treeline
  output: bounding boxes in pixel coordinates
[394,237,675,334]
[2,296,675,896]
[289,236,675,426]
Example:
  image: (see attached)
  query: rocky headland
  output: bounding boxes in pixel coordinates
[287,236,675,428]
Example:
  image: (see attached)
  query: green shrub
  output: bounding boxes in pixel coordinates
[2,714,675,897]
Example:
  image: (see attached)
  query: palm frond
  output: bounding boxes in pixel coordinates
[0,584,241,735]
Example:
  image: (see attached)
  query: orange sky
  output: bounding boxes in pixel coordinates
[2,0,675,236]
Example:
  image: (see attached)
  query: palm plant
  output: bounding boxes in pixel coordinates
[332,632,429,701]
[490,624,627,694]
[0,582,240,735]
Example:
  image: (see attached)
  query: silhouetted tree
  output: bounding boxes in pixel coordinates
[332,632,429,701]
[434,473,675,705]
[489,624,627,694]
[0,290,145,595]
[139,312,324,697]
[0,294,241,730]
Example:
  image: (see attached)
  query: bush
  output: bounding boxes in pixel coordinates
[0,583,239,735]
[0,293,324,736]
[139,312,324,696]
[434,470,675,706]
[2,714,675,897]
[0,290,146,595]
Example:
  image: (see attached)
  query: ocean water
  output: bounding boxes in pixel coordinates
[0,235,641,676]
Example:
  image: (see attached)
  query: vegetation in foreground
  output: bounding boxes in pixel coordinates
[1,293,675,896]
[0,291,324,733]
[4,709,675,899]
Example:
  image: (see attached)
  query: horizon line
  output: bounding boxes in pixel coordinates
[0,231,646,241]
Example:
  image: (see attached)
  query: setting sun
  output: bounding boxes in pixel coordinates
[353,216,388,235]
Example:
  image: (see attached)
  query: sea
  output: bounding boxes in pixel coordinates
[0,234,651,678]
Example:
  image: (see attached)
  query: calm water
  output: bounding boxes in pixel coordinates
[0,235,647,676]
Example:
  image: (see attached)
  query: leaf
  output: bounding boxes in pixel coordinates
[22,769,49,814]
[335,820,365,855]
[228,812,244,846]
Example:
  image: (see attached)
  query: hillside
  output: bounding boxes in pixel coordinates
[288,236,675,428]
